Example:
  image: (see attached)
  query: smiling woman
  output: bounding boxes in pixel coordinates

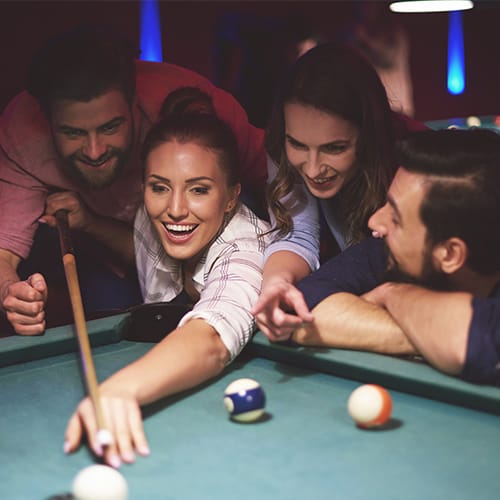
[64,87,270,467]
[252,42,426,343]
[143,141,239,272]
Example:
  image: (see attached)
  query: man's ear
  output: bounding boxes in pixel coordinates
[432,237,468,274]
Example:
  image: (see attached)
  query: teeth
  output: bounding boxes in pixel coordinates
[313,177,335,184]
[164,223,196,232]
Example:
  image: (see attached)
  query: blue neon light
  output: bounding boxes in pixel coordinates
[140,0,163,62]
[447,11,465,95]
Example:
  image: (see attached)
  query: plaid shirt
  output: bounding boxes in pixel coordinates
[134,203,270,361]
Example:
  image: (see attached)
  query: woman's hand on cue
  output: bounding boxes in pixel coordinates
[64,383,151,468]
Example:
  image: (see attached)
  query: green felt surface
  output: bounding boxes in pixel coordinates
[1,316,500,500]
[250,333,500,415]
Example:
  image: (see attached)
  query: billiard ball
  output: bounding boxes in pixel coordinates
[466,115,481,128]
[347,384,392,429]
[72,464,128,500]
[223,378,266,422]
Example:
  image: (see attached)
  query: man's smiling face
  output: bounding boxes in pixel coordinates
[50,89,134,189]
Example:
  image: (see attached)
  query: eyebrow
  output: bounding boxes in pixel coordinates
[56,116,127,133]
[147,174,216,184]
[98,117,127,130]
[285,133,350,149]
[387,194,402,222]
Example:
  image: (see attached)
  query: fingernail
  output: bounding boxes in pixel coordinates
[109,455,122,469]
[122,451,135,463]
[137,444,150,456]
[93,443,103,456]
[63,441,71,454]
[38,218,47,224]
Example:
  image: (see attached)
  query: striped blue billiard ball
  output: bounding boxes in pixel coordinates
[224,378,266,422]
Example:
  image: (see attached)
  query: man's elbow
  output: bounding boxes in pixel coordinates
[430,342,467,377]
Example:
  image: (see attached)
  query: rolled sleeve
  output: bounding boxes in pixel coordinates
[179,247,263,362]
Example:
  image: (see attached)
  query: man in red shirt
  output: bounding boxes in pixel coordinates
[0,27,267,335]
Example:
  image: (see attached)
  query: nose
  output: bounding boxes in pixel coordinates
[302,150,324,178]
[368,203,389,238]
[167,190,189,220]
[82,133,107,160]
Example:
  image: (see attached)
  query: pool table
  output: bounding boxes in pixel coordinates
[426,114,500,131]
[1,310,499,500]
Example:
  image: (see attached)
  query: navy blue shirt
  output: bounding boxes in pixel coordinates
[297,237,500,386]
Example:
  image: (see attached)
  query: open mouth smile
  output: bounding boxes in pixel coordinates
[164,223,197,234]
[161,223,199,241]
[307,174,339,186]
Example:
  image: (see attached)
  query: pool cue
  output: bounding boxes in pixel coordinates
[55,209,112,447]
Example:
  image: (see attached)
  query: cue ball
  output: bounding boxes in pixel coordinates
[72,464,128,500]
[223,378,266,422]
[347,384,392,429]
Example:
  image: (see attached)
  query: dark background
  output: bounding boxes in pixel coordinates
[1,0,499,122]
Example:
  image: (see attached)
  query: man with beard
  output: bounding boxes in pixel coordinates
[272,128,500,386]
[0,27,267,335]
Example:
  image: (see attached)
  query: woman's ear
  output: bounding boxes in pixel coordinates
[433,237,468,274]
[225,183,241,212]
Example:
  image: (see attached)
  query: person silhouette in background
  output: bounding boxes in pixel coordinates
[339,2,415,117]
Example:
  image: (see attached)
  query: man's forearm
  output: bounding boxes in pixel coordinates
[0,249,21,309]
[382,284,471,375]
[292,292,417,355]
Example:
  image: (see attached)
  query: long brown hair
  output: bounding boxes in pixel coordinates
[266,42,396,245]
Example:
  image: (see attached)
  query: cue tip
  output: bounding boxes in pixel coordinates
[97,429,113,448]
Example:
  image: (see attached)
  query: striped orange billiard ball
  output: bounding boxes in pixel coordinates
[347,384,392,428]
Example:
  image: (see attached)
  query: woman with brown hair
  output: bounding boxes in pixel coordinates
[253,42,423,342]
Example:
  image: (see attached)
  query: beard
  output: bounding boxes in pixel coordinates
[62,146,130,189]
[57,116,135,190]
[384,243,452,292]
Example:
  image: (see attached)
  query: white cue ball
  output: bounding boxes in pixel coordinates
[224,378,266,422]
[347,384,392,429]
[72,465,128,500]
[466,116,481,128]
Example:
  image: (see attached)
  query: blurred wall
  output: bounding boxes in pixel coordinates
[1,0,499,121]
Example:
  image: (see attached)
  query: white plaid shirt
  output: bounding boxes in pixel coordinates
[134,203,270,361]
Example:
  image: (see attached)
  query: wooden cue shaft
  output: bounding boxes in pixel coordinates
[55,210,109,438]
